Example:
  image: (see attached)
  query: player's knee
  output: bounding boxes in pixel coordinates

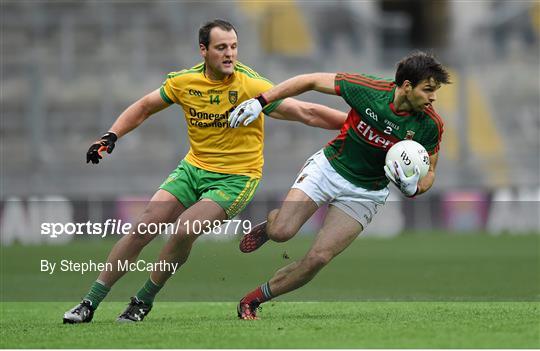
[170,225,190,242]
[129,223,157,247]
[139,201,179,226]
[138,205,160,224]
[169,222,200,246]
[267,221,297,242]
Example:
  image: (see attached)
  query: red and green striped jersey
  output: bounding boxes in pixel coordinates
[324,73,444,190]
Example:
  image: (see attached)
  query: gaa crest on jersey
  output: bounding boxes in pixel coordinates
[228,91,238,104]
[405,130,415,140]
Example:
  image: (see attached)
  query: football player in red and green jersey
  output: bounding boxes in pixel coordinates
[229,52,450,319]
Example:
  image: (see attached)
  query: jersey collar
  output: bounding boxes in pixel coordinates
[389,102,412,117]
[202,65,235,83]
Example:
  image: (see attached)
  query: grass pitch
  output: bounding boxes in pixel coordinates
[1,233,539,348]
[1,301,539,348]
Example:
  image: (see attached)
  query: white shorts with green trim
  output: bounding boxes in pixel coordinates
[291,149,389,229]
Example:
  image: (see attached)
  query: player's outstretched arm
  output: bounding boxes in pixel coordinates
[229,73,337,128]
[268,98,346,130]
[109,89,170,138]
[86,89,170,164]
[263,73,337,102]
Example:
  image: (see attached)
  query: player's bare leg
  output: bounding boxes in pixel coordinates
[116,199,227,322]
[63,189,184,323]
[266,189,319,242]
[238,205,362,319]
[97,189,185,287]
[269,205,361,295]
[239,189,318,252]
[150,198,227,286]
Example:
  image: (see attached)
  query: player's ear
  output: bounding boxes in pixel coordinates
[199,43,207,58]
[403,80,413,93]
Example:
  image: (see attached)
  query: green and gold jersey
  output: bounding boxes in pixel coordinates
[160,62,282,178]
[324,73,444,190]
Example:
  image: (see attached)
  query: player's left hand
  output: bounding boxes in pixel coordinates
[384,161,420,197]
[228,98,263,128]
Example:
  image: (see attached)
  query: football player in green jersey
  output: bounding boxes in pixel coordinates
[229,51,450,319]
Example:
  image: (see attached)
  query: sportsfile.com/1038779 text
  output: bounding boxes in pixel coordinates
[40,219,253,238]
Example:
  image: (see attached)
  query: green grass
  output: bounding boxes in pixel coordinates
[1,233,538,301]
[1,301,538,348]
[0,233,539,348]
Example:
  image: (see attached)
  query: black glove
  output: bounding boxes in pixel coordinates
[86,132,118,164]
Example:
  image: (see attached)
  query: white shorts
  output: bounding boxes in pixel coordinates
[291,150,389,229]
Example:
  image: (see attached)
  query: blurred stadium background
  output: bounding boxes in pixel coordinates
[0,0,539,303]
[2,0,538,239]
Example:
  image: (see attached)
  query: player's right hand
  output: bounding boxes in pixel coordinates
[384,161,420,197]
[86,132,117,164]
[228,98,263,128]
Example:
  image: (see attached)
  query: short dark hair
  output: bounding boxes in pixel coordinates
[395,51,451,87]
[199,19,237,48]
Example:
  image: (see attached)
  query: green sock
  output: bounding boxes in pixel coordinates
[135,278,163,306]
[83,281,110,309]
